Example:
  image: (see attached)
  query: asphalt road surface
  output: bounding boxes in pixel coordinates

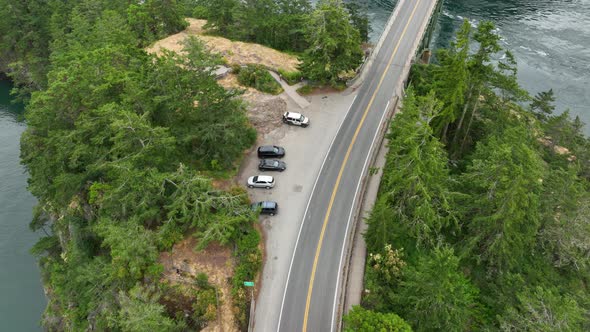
[277,0,439,331]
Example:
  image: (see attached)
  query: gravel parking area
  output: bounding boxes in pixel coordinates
[239,91,357,332]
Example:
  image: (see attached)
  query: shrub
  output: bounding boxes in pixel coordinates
[278,69,303,85]
[192,6,208,19]
[192,288,217,324]
[297,84,314,95]
[231,227,262,330]
[237,64,283,95]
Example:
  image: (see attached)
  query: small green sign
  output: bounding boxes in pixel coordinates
[243,281,255,287]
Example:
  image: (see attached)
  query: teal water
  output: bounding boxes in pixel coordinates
[0,1,587,328]
[0,80,46,330]
[434,0,590,134]
[358,0,589,133]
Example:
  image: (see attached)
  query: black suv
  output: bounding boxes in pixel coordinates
[258,159,286,172]
[257,145,285,158]
[251,201,278,215]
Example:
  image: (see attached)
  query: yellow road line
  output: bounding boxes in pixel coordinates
[301,0,423,330]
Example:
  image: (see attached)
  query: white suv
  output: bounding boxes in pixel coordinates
[283,112,309,127]
[247,175,275,189]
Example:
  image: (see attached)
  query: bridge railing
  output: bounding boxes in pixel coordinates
[346,0,409,89]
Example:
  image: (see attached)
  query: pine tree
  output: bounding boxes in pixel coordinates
[298,0,363,84]
[366,91,455,252]
[203,0,240,36]
[395,246,479,331]
[459,125,545,272]
[530,89,556,120]
[433,19,471,142]
[455,21,503,155]
[499,286,585,331]
[539,166,590,271]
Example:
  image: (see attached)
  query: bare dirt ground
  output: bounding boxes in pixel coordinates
[147,18,292,138]
[147,18,300,73]
[160,238,237,332]
[218,74,288,137]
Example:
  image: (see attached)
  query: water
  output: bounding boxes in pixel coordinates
[365,0,590,134]
[0,80,46,330]
[435,0,590,134]
[0,1,587,328]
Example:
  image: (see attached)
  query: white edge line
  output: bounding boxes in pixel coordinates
[276,94,358,332]
[332,0,434,327]
[330,100,391,332]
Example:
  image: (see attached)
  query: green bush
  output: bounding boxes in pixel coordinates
[237,64,283,95]
[192,288,217,323]
[344,306,412,332]
[297,84,313,95]
[195,273,210,289]
[231,227,262,330]
[192,6,208,19]
[278,69,303,85]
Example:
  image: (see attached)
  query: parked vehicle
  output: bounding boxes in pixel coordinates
[251,201,278,215]
[283,111,309,127]
[247,175,275,189]
[258,159,286,172]
[257,145,285,158]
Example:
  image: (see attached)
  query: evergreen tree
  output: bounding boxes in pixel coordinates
[203,0,240,36]
[344,1,371,43]
[275,0,311,51]
[344,306,412,332]
[454,21,503,154]
[433,19,471,142]
[299,0,363,84]
[0,0,53,94]
[127,0,187,45]
[361,20,590,332]
[459,125,545,272]
[20,27,258,329]
[499,286,585,331]
[366,91,455,252]
[395,247,479,331]
[118,285,185,332]
[530,89,556,120]
[539,167,590,271]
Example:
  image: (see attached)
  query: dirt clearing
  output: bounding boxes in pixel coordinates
[160,238,237,332]
[147,18,300,73]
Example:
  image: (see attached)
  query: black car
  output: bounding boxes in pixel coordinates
[251,201,278,215]
[258,159,287,172]
[257,145,285,158]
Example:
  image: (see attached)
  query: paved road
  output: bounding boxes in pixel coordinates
[277,0,439,331]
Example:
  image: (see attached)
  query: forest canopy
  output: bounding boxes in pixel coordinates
[1,0,261,330]
[350,20,590,331]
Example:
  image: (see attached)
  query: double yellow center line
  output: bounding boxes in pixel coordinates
[301,0,423,330]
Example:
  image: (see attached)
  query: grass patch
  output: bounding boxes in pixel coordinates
[236,64,283,95]
[278,69,303,86]
[333,82,348,91]
[296,84,314,95]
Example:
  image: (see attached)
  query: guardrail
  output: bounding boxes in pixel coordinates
[346,0,408,89]
[337,0,443,330]
[335,95,398,332]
